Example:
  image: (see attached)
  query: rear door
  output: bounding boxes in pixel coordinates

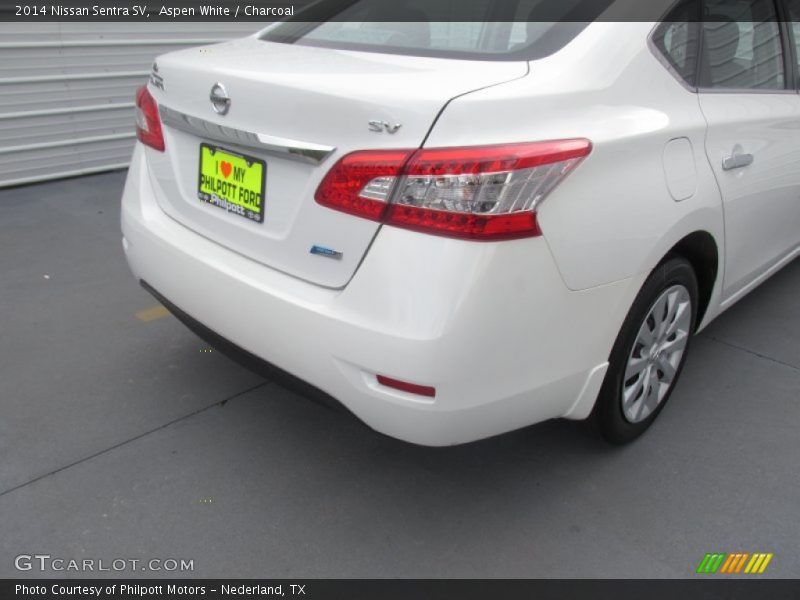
[697,0,800,300]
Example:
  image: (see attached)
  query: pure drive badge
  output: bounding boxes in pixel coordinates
[310,245,343,259]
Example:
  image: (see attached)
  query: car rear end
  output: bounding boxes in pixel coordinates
[122,2,638,445]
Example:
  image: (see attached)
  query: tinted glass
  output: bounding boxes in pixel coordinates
[699,0,785,89]
[261,0,613,61]
[652,0,700,87]
[787,0,800,81]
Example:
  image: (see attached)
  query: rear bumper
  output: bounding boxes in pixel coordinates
[140,279,358,419]
[122,144,636,445]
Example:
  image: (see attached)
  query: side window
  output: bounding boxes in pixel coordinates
[699,0,785,90]
[652,0,700,87]
[787,0,800,81]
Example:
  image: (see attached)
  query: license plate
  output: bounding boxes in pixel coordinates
[197,143,266,223]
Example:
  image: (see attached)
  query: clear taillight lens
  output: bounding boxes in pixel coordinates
[314,139,591,241]
[135,85,165,152]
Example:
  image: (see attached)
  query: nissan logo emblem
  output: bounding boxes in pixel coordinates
[210,83,231,115]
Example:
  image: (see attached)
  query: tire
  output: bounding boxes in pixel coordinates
[591,256,699,444]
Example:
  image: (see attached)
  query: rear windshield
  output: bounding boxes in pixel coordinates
[260,0,612,61]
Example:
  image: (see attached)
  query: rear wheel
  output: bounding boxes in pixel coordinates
[591,256,698,444]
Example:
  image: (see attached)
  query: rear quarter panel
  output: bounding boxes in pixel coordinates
[425,22,725,320]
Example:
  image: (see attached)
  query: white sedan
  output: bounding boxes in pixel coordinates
[122,0,800,445]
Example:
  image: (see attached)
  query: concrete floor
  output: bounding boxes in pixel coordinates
[1,171,798,578]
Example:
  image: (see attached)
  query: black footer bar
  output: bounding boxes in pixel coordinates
[4,579,799,600]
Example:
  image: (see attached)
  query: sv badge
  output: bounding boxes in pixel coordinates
[368,120,402,134]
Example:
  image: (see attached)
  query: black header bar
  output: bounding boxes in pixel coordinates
[3,0,794,23]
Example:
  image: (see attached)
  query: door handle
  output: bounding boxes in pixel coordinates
[722,145,754,171]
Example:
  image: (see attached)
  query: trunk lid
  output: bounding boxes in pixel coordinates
[146,36,527,288]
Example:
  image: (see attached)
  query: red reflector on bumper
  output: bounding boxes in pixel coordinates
[377,375,436,398]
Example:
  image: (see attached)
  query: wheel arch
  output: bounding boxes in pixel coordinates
[660,230,720,330]
[584,232,720,439]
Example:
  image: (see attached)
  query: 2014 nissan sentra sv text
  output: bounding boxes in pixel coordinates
[121,0,800,446]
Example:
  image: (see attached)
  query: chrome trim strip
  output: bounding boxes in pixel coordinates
[159,105,336,165]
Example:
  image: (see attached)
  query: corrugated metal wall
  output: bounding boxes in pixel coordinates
[0,22,260,188]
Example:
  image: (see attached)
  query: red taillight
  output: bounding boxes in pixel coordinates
[404,140,592,175]
[376,375,436,398]
[314,149,411,220]
[135,85,165,152]
[314,139,591,241]
[384,204,541,241]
